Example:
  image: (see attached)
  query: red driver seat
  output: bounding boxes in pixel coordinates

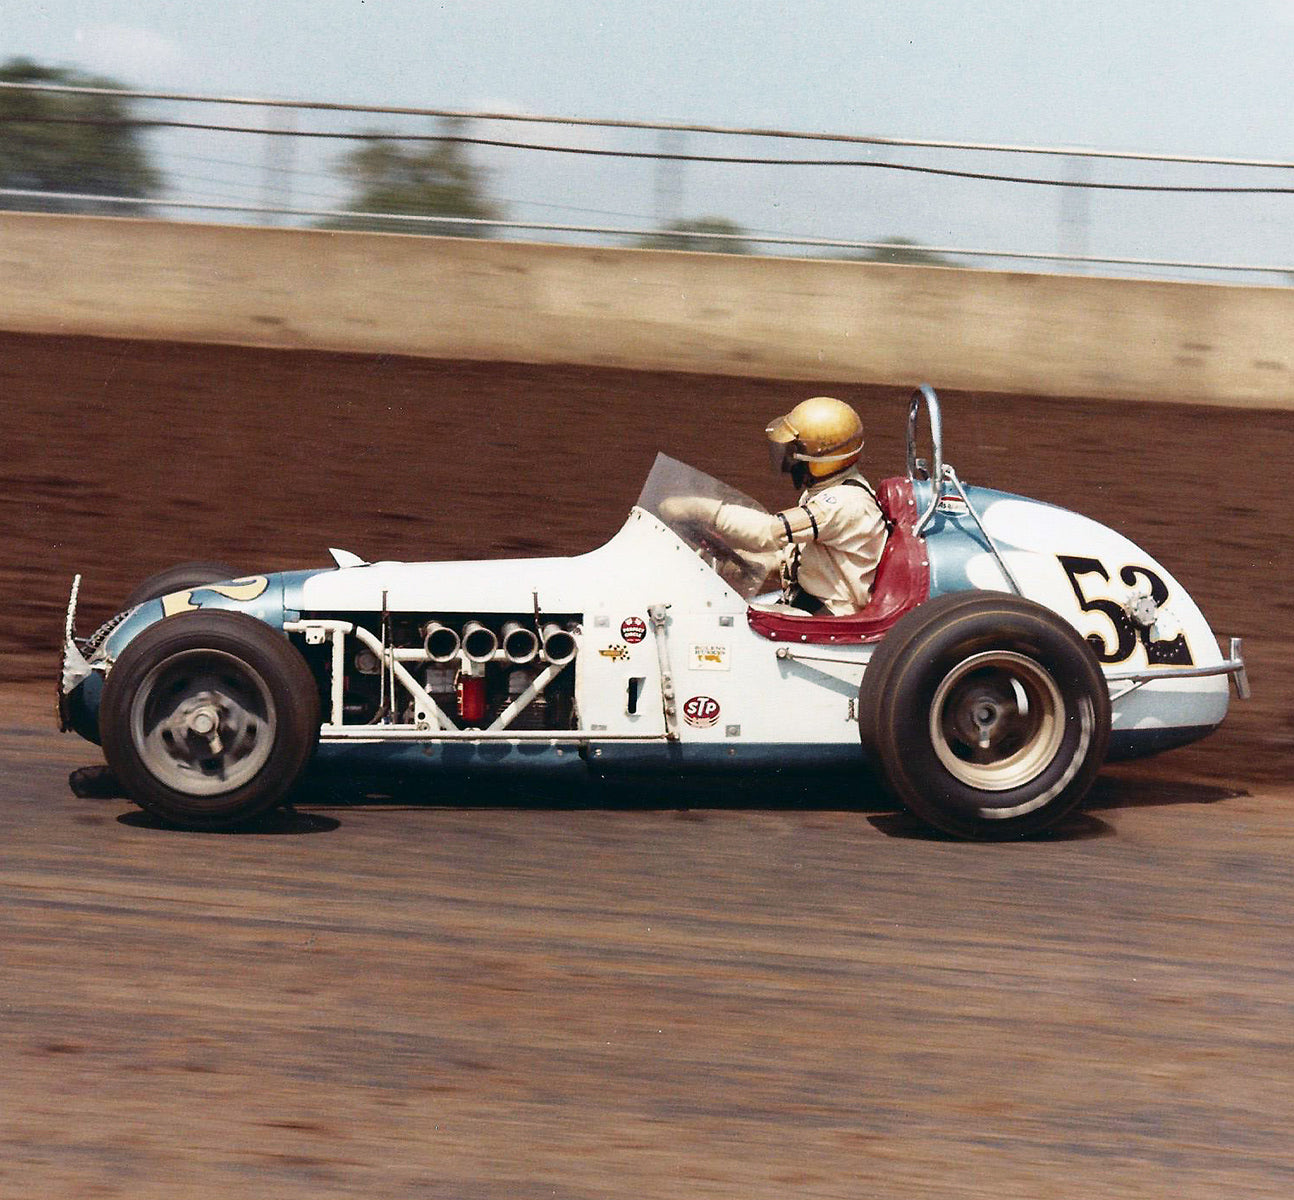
[746,476,931,644]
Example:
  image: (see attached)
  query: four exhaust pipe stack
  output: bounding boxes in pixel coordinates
[421,618,578,666]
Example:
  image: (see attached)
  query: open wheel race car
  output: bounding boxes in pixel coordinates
[59,387,1248,839]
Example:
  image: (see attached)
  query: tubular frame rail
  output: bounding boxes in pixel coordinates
[282,618,671,744]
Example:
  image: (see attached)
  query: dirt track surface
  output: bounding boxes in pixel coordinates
[3,330,1294,1196]
[4,697,1294,1199]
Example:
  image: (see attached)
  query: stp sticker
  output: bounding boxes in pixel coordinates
[620,616,647,644]
[689,643,729,671]
[682,695,721,728]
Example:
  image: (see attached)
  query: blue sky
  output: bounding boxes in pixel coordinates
[4,1,1291,278]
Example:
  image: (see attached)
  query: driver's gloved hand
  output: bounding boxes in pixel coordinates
[659,496,721,525]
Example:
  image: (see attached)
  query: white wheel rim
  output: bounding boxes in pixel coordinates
[129,649,277,796]
[929,651,1066,793]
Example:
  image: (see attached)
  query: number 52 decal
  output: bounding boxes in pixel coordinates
[1056,556,1193,667]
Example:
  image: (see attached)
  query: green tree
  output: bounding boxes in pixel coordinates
[325,118,502,237]
[0,58,162,215]
[844,236,959,267]
[636,216,752,254]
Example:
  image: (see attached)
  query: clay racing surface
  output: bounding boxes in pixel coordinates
[3,330,1293,1197]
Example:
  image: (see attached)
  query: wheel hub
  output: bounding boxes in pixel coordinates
[186,704,220,738]
[131,651,276,796]
[930,652,1065,792]
[958,688,1008,749]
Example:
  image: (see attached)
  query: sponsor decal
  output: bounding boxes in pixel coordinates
[682,695,721,728]
[936,495,968,514]
[599,644,631,661]
[620,616,647,644]
[689,643,729,671]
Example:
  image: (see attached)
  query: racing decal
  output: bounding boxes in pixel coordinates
[682,695,721,728]
[689,643,730,671]
[599,644,631,661]
[161,576,270,618]
[1057,556,1193,666]
[936,495,968,515]
[620,616,647,644]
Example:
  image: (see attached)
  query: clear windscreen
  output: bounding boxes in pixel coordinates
[635,453,776,599]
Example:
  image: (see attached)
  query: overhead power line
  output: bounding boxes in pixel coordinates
[3,115,1291,194]
[0,79,1290,170]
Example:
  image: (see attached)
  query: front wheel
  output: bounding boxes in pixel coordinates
[858,592,1111,839]
[100,611,319,830]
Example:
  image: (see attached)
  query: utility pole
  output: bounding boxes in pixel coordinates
[260,103,295,225]
[1059,153,1091,272]
[653,127,686,230]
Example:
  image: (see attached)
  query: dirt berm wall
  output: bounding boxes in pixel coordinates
[1,212,1288,408]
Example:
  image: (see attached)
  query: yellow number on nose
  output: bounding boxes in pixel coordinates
[160,576,270,618]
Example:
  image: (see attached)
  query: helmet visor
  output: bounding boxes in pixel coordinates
[765,412,799,475]
[765,413,799,445]
[768,437,797,475]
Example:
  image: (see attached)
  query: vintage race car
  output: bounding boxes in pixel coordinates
[58,387,1248,839]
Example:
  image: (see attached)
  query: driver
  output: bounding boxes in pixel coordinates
[663,396,889,615]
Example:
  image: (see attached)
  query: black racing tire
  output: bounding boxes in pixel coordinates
[122,562,239,611]
[858,591,1111,840]
[100,611,320,830]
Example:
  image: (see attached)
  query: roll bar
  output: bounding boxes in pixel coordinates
[906,385,944,534]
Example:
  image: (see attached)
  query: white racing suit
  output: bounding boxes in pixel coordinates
[668,468,889,614]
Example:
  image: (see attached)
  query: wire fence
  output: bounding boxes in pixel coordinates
[1,80,1290,283]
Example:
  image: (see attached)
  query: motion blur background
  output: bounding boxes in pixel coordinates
[1,0,1292,281]
[3,6,1294,1199]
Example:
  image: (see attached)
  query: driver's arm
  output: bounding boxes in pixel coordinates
[659,495,818,553]
[713,500,819,552]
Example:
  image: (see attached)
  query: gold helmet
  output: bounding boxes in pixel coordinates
[766,396,864,483]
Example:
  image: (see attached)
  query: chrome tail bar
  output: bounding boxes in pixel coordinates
[1106,636,1250,702]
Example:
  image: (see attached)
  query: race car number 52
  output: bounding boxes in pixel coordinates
[1057,555,1193,666]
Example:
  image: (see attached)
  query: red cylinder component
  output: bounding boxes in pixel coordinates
[457,674,487,724]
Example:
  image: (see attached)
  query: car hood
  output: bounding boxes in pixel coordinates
[298,508,741,615]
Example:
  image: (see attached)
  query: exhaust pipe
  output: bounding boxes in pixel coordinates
[461,620,499,664]
[541,622,578,666]
[422,621,461,664]
[501,620,540,665]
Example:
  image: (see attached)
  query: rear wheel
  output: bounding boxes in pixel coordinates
[858,592,1111,839]
[100,611,319,830]
[123,562,238,610]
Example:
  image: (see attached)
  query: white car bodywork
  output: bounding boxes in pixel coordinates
[58,387,1248,838]
[292,488,1233,765]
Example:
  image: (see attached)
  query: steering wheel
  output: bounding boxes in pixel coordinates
[676,518,751,573]
[907,385,945,534]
